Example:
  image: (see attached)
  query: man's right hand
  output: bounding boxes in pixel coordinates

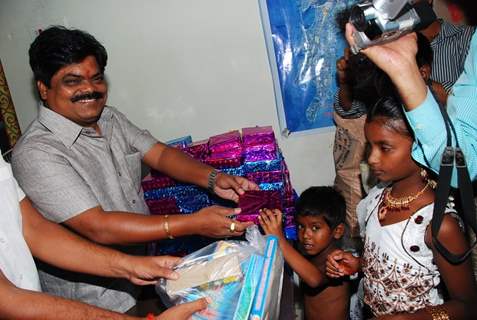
[194,205,253,238]
[152,297,210,320]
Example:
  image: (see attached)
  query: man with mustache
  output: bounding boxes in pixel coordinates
[11,26,258,315]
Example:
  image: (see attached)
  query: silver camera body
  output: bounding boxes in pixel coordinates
[349,0,436,53]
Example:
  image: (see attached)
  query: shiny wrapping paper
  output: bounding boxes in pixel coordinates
[204,156,243,169]
[146,198,180,215]
[238,190,282,216]
[243,144,277,162]
[242,126,277,162]
[142,126,298,254]
[284,226,297,240]
[144,185,211,214]
[209,130,242,157]
[142,174,177,191]
[243,157,282,173]
[257,182,283,191]
[246,170,283,184]
[167,135,192,148]
[242,126,275,146]
[182,139,209,159]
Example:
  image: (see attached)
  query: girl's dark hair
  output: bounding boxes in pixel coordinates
[366,95,414,139]
[295,186,346,230]
[29,26,108,87]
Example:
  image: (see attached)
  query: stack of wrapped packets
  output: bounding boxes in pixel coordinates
[142,126,297,255]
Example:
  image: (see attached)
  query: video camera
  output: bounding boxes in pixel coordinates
[349,0,437,53]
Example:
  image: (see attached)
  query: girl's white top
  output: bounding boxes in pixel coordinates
[358,185,444,316]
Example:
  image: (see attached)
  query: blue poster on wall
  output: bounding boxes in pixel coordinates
[259,0,357,136]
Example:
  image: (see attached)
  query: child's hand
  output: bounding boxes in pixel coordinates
[258,208,284,239]
[336,47,350,85]
[326,249,360,278]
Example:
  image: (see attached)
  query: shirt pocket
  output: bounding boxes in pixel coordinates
[124,152,141,192]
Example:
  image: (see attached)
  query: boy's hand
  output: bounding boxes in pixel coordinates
[258,208,284,239]
[336,47,350,85]
[326,249,360,278]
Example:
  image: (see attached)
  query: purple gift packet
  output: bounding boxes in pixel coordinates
[209,130,242,154]
[242,126,275,146]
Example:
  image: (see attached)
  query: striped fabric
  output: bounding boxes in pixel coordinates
[429,20,476,93]
[333,92,367,119]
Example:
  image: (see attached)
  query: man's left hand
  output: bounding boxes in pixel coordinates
[124,255,181,286]
[213,173,259,202]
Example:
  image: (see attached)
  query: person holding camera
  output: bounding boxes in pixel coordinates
[346,0,477,189]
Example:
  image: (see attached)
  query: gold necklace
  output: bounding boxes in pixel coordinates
[378,181,430,221]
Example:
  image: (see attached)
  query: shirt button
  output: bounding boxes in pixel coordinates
[118,172,122,177]
[132,199,136,204]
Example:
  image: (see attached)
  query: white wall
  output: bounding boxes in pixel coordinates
[0,0,337,193]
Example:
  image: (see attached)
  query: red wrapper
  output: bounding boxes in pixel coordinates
[246,170,283,184]
[182,139,209,159]
[238,190,282,216]
[146,198,180,215]
[142,174,176,190]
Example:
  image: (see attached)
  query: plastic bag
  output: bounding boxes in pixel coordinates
[156,226,283,320]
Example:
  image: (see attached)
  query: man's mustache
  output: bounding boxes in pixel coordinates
[70,91,104,103]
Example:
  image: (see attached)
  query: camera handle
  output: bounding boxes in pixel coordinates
[430,89,477,264]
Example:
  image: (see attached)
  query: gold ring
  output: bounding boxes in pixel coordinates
[229,222,236,232]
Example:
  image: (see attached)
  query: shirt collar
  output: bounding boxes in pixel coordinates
[38,104,114,148]
[435,19,462,40]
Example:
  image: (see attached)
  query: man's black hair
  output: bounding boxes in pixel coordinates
[29,26,108,87]
[295,186,346,230]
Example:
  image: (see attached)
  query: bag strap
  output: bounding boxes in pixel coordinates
[430,87,477,264]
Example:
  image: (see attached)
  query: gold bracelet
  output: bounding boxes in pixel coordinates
[164,215,174,239]
[426,305,450,320]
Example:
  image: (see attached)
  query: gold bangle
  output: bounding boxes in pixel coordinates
[164,215,174,239]
[426,305,450,320]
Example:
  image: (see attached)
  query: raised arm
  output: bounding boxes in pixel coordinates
[259,209,324,288]
[346,24,427,110]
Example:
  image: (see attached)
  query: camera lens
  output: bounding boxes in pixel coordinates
[350,5,368,32]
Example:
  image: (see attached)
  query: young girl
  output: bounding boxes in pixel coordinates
[326,96,477,319]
